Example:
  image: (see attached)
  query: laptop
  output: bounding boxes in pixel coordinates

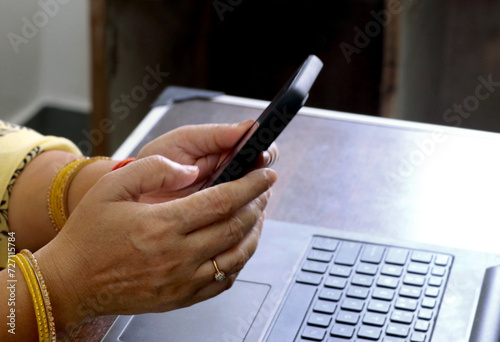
[101,218,500,342]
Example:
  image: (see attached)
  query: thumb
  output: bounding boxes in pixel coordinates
[98,156,199,201]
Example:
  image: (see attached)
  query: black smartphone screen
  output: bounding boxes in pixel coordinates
[200,55,323,189]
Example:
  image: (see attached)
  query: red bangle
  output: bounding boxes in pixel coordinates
[111,158,136,171]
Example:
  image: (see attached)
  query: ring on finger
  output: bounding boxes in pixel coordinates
[211,258,226,282]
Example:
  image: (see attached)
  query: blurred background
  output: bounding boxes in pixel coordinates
[1,0,499,155]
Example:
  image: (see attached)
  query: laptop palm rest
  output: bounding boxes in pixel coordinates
[117,280,270,342]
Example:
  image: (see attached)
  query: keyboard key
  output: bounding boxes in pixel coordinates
[367,300,391,313]
[308,312,332,328]
[407,263,429,275]
[431,266,446,277]
[386,323,410,338]
[319,288,342,302]
[360,245,386,264]
[424,287,440,298]
[325,276,348,289]
[377,276,400,289]
[358,325,382,340]
[383,338,406,342]
[372,287,395,301]
[335,310,360,325]
[381,264,404,277]
[308,250,334,263]
[301,326,326,341]
[351,274,374,287]
[313,300,337,314]
[341,298,365,312]
[297,272,323,286]
[302,260,329,274]
[312,237,339,252]
[411,251,433,264]
[330,324,355,338]
[428,276,443,287]
[418,309,433,320]
[415,320,430,332]
[411,332,427,342]
[403,274,426,287]
[394,297,418,311]
[385,248,409,265]
[363,312,386,326]
[399,285,422,299]
[335,241,362,266]
[421,297,436,309]
[356,263,378,275]
[434,254,451,266]
[390,310,414,324]
[330,265,352,278]
[346,285,370,299]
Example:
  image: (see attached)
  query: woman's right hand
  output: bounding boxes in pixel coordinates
[35,155,277,337]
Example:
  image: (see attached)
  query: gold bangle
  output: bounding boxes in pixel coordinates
[47,157,110,231]
[21,250,56,342]
[15,253,49,341]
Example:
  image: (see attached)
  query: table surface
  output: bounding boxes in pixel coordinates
[72,96,500,341]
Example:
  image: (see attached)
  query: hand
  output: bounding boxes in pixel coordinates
[35,156,277,332]
[136,121,279,203]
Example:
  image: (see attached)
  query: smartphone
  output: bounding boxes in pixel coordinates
[200,55,323,189]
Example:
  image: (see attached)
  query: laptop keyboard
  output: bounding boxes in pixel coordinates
[270,236,453,342]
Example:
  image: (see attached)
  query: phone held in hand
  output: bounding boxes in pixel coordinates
[200,55,323,190]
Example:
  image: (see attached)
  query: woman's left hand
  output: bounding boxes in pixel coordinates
[136,121,279,203]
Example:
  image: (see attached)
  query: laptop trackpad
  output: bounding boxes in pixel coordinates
[117,280,270,342]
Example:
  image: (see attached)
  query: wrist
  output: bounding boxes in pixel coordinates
[66,159,116,215]
[8,151,81,251]
[35,241,92,337]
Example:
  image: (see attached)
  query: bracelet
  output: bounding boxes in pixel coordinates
[47,157,110,231]
[111,158,136,171]
[20,250,56,341]
[15,250,56,341]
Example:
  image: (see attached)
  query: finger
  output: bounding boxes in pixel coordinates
[193,213,264,285]
[188,190,270,262]
[256,142,280,168]
[160,168,277,234]
[97,156,199,202]
[184,214,264,307]
[183,273,238,308]
[181,120,255,156]
[150,120,255,160]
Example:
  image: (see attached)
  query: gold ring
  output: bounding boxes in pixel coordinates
[211,258,226,282]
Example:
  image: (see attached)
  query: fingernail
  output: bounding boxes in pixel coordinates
[266,188,273,199]
[183,165,199,173]
[265,169,278,186]
[236,119,254,128]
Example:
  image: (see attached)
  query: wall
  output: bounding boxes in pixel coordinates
[0,0,91,124]
[395,0,500,133]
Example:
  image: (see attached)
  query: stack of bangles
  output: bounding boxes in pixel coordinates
[14,250,56,341]
[47,156,135,231]
[14,156,136,340]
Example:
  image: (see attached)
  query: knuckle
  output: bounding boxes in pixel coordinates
[232,246,250,273]
[210,187,234,217]
[254,194,268,214]
[145,154,166,167]
[225,215,245,244]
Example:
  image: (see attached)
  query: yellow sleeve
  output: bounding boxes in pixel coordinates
[0,120,82,269]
